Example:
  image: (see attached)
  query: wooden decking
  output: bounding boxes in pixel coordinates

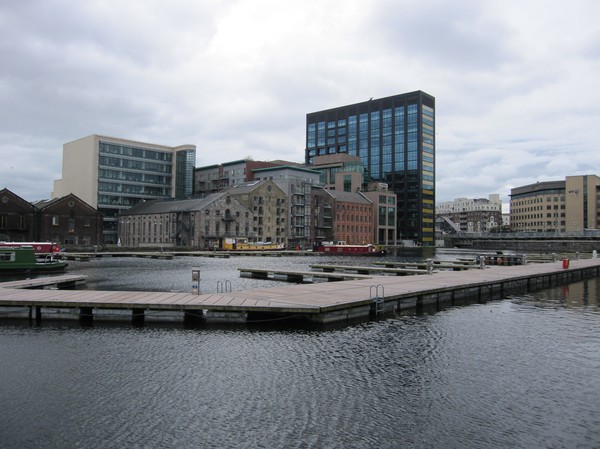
[1,258,600,325]
[310,264,429,276]
[238,268,372,282]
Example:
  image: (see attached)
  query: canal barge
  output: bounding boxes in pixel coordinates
[313,241,386,256]
[0,246,68,274]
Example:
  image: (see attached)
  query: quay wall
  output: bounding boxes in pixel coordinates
[446,237,600,253]
[307,263,600,325]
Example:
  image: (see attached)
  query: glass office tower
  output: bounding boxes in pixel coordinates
[306,91,435,245]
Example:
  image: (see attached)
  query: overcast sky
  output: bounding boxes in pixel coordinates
[1,0,599,208]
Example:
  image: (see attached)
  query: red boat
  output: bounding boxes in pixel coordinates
[314,241,386,256]
[0,242,61,254]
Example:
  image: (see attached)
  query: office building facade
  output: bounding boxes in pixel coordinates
[510,175,600,233]
[306,91,435,245]
[53,135,196,244]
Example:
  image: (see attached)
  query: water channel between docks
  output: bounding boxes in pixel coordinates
[1,258,600,326]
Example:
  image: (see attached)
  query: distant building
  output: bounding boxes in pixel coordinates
[436,195,502,233]
[0,188,37,242]
[118,193,254,249]
[510,175,600,232]
[306,91,435,245]
[194,159,303,195]
[311,189,374,245]
[308,154,396,245]
[225,180,289,245]
[0,188,103,246]
[510,181,565,232]
[310,154,365,192]
[251,166,321,248]
[361,183,398,245]
[53,134,196,244]
[119,179,290,248]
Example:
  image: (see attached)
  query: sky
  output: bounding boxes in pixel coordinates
[1,0,599,209]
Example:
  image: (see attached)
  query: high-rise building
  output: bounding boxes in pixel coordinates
[306,91,435,245]
[53,134,196,244]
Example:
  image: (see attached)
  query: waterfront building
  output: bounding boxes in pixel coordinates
[510,181,566,232]
[306,91,435,246]
[251,166,321,248]
[118,193,254,249]
[308,154,396,245]
[52,134,196,244]
[32,194,103,246]
[0,189,37,242]
[436,194,502,233]
[509,175,600,233]
[224,179,289,245]
[0,188,102,246]
[361,183,398,245]
[311,188,374,245]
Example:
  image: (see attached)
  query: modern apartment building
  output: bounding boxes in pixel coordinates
[52,135,196,244]
[306,91,435,245]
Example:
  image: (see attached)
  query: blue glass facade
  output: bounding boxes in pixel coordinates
[306,91,435,245]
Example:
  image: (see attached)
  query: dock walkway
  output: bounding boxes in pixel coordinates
[238,268,372,282]
[1,259,599,325]
[310,264,428,276]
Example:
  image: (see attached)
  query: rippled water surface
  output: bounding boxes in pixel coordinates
[2,253,600,448]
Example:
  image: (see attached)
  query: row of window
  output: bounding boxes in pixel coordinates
[100,142,173,162]
[99,156,172,174]
[99,169,172,186]
[308,106,429,149]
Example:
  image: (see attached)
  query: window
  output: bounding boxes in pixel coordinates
[52,216,59,226]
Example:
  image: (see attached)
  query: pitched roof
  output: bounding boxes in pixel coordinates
[326,190,373,204]
[123,192,229,215]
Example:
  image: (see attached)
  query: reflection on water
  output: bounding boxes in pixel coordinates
[1,252,600,448]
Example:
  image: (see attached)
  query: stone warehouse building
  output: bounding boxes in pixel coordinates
[118,180,288,249]
[118,192,254,249]
[0,188,103,246]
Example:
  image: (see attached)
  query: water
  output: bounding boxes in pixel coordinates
[1,253,600,448]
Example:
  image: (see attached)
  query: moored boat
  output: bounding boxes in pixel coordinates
[314,241,386,256]
[0,246,68,274]
[222,238,285,251]
[0,241,61,254]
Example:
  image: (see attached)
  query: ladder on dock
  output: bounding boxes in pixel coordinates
[370,284,385,316]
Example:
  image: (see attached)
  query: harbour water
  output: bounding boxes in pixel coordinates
[1,252,600,448]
